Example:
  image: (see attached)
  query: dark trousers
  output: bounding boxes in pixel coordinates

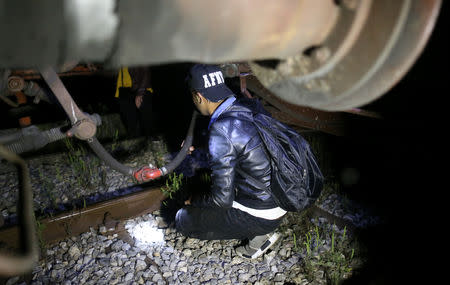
[175,205,283,240]
[118,90,155,137]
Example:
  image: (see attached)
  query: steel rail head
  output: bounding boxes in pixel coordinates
[0,144,39,277]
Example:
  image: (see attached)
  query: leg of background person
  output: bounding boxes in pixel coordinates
[138,93,156,137]
[118,92,141,137]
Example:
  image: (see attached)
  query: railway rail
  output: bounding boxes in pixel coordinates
[0,186,165,252]
[0,184,357,254]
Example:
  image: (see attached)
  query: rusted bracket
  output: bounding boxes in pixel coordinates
[38,67,99,140]
[239,63,253,99]
[245,75,347,136]
[221,62,253,98]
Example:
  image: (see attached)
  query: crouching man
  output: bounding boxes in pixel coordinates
[175,64,286,259]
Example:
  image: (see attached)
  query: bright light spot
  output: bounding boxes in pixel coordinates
[126,220,165,246]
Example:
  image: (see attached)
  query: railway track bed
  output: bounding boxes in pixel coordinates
[1,137,382,284]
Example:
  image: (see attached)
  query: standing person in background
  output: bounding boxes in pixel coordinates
[115,66,156,137]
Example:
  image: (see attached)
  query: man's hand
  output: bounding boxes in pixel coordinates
[135,94,144,108]
[184,198,191,205]
[181,140,195,155]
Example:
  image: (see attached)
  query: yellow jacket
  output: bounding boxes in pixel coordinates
[115,67,153,98]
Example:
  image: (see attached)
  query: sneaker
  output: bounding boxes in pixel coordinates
[235,232,280,259]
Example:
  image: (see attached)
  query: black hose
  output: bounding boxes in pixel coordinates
[88,110,198,178]
[87,137,135,176]
[160,110,198,176]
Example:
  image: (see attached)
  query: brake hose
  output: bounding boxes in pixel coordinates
[88,110,198,182]
[87,137,134,176]
[159,110,198,176]
[39,66,198,182]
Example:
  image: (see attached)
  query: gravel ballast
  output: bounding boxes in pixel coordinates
[1,138,381,284]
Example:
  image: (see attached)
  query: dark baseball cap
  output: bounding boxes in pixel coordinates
[187,64,234,102]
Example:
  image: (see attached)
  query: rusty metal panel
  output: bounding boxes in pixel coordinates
[246,76,348,136]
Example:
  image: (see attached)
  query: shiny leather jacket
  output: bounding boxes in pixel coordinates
[192,97,278,210]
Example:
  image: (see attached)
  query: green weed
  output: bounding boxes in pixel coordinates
[111,129,120,152]
[304,231,312,257]
[150,139,169,168]
[161,172,184,199]
[64,138,101,189]
[299,223,356,284]
[288,213,358,285]
[293,232,298,252]
[55,167,63,182]
[36,220,47,253]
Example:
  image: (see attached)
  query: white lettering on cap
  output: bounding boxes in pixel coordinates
[209,73,216,86]
[214,71,223,84]
[203,71,225,88]
[203,75,212,88]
